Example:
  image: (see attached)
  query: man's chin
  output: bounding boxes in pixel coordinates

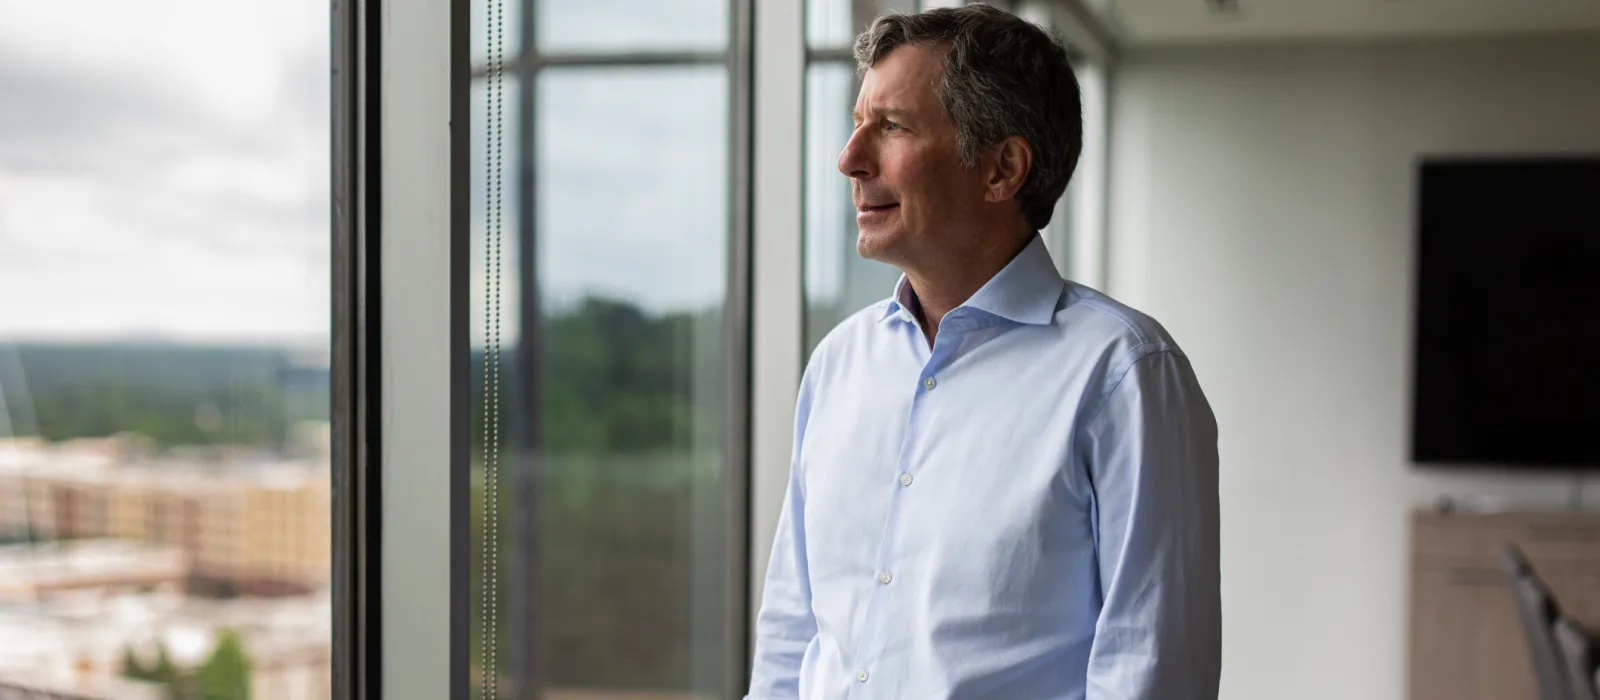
[855,228,902,262]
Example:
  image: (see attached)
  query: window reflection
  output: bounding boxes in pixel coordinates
[803,63,902,352]
[802,0,918,356]
[0,1,331,698]
[468,78,521,698]
[470,2,735,698]
[537,68,728,311]
[534,67,729,692]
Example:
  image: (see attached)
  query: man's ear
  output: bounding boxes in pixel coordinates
[984,135,1033,204]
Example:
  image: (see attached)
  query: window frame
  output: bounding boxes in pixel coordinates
[748,0,807,663]
[460,0,758,698]
[351,0,767,696]
[331,0,387,697]
[346,1,1105,697]
[340,0,464,696]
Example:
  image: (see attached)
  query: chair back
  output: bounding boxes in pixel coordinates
[1554,615,1598,700]
[1508,554,1570,700]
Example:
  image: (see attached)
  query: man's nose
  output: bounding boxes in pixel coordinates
[837,128,875,180]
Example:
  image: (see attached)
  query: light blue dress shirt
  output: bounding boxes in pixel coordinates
[746,235,1221,700]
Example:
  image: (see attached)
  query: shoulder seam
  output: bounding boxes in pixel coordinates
[1078,344,1184,429]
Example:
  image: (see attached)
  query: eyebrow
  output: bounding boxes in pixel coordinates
[852,107,916,124]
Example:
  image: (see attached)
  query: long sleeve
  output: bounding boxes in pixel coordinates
[1081,349,1222,699]
[745,374,820,700]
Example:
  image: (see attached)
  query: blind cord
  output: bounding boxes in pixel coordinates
[479,0,505,694]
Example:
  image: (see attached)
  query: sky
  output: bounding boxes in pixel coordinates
[0,0,330,343]
[0,0,905,345]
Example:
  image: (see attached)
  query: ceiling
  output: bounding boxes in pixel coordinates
[1097,0,1600,45]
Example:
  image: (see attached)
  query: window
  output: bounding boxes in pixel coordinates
[802,0,924,357]
[469,0,750,697]
[0,1,331,698]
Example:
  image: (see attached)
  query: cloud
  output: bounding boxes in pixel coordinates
[535,68,728,312]
[468,64,733,346]
[0,0,782,344]
[0,51,205,176]
[0,0,329,343]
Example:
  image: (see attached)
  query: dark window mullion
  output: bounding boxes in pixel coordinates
[536,50,729,68]
[807,47,854,63]
[471,53,730,79]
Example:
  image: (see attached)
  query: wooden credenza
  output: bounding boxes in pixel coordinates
[1409,509,1600,700]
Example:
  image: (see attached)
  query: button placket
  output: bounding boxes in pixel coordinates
[854,338,955,695]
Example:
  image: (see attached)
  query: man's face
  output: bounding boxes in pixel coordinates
[839,44,986,267]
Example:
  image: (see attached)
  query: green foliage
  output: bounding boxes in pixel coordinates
[151,643,179,689]
[542,300,670,449]
[117,635,251,699]
[121,642,181,695]
[4,298,703,453]
[8,296,728,694]
[469,456,729,692]
[466,297,730,692]
[476,297,715,454]
[122,646,148,681]
[1,343,327,449]
[196,629,251,700]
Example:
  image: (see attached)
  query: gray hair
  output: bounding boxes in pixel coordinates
[853,3,1082,230]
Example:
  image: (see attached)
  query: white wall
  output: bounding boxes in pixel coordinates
[1107,36,1600,700]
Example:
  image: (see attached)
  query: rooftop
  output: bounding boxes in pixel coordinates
[0,540,186,604]
[0,434,328,493]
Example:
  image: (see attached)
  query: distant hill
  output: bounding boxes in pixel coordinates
[0,295,720,455]
[0,341,328,448]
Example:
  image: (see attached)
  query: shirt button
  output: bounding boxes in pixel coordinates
[857,670,870,683]
[878,571,892,584]
[923,376,937,391]
[899,473,913,487]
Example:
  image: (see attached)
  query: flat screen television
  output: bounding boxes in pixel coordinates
[1411,156,1600,468]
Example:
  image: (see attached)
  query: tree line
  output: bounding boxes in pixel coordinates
[5,296,730,693]
[122,629,251,699]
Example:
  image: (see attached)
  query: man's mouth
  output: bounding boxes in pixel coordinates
[858,202,900,213]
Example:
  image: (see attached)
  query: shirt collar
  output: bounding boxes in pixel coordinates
[881,233,1063,327]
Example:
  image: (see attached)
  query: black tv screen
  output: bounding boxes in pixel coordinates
[1412,157,1600,468]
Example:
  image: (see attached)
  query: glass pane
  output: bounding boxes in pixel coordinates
[470,63,732,698]
[468,76,521,698]
[0,1,331,699]
[538,68,729,314]
[807,0,919,50]
[803,62,902,357]
[537,0,727,54]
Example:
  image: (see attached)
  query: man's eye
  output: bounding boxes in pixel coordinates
[885,121,904,131]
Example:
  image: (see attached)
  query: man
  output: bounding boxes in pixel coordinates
[745,5,1220,700]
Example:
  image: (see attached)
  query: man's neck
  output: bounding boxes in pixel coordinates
[905,227,1033,347]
